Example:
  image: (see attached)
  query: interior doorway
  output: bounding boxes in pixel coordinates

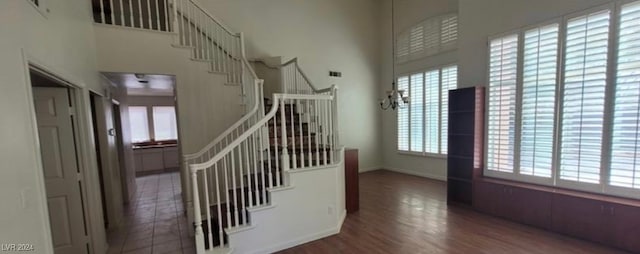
[30,70,90,254]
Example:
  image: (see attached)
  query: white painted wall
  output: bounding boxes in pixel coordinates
[0,1,107,253]
[227,157,346,254]
[379,0,458,180]
[201,0,383,171]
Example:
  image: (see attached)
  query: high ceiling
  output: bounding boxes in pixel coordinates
[103,73,175,96]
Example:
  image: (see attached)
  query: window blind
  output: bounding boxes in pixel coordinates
[396,13,458,63]
[410,73,425,152]
[441,66,458,154]
[410,25,425,55]
[560,10,610,184]
[441,14,458,50]
[425,70,440,153]
[129,106,150,143]
[488,34,519,173]
[397,76,410,151]
[153,106,178,141]
[611,1,640,189]
[520,24,559,178]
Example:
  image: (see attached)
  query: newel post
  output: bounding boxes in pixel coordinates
[191,167,205,253]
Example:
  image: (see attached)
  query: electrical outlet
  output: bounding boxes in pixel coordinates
[327,205,334,215]
[329,71,342,77]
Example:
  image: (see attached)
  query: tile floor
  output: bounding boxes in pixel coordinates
[106,172,195,254]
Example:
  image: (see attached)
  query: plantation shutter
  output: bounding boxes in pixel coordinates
[611,1,640,189]
[410,73,425,152]
[440,66,458,154]
[488,34,519,173]
[441,14,458,51]
[425,70,440,153]
[409,25,425,56]
[519,24,559,178]
[397,33,410,63]
[397,76,410,151]
[560,10,610,184]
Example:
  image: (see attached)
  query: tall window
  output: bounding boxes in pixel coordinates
[560,10,610,184]
[611,1,640,189]
[152,106,178,141]
[487,34,518,173]
[486,2,640,198]
[397,65,458,155]
[520,24,559,178]
[129,106,150,143]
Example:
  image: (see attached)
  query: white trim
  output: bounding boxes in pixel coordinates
[383,167,447,181]
[397,150,447,159]
[21,50,108,254]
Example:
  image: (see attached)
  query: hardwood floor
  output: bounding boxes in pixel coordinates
[278,170,629,254]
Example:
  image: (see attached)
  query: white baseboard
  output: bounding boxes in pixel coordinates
[383,167,447,181]
[254,210,347,254]
[359,165,383,173]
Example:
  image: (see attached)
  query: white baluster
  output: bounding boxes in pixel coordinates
[223,156,231,229]
[109,0,115,25]
[146,0,152,29]
[154,0,161,30]
[119,0,125,26]
[203,168,213,249]
[99,0,105,23]
[238,144,246,225]
[272,108,280,186]
[128,0,134,27]
[138,0,144,29]
[280,98,290,176]
[230,149,238,226]
[214,163,223,247]
[298,99,305,167]
[242,142,252,208]
[314,100,320,167]
[328,99,333,164]
[164,0,170,31]
[259,123,267,202]
[290,99,297,169]
[191,170,205,253]
[306,101,312,167]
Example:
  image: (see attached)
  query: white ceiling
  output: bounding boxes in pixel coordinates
[103,73,175,96]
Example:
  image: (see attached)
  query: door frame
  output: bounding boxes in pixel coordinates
[22,51,108,254]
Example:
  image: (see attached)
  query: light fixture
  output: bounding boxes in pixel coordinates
[379,0,409,111]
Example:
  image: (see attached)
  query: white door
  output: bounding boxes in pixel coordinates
[34,87,88,254]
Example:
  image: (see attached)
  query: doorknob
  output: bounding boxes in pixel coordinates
[108,128,116,136]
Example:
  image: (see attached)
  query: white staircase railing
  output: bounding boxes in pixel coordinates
[190,90,338,253]
[281,58,319,95]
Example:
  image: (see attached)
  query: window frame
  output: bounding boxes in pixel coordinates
[396,63,458,159]
[484,1,640,200]
[129,105,178,144]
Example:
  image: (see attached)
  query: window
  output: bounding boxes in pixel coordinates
[611,1,640,189]
[520,24,559,178]
[487,34,518,173]
[396,13,458,63]
[128,105,178,143]
[153,106,178,141]
[486,2,640,198]
[560,10,610,184]
[397,65,458,155]
[129,106,150,143]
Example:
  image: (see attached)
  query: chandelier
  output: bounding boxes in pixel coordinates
[379,0,409,110]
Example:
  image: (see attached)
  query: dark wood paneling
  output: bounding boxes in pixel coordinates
[611,203,640,253]
[551,194,611,245]
[344,149,359,213]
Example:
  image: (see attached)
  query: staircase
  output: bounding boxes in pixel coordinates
[93,1,345,253]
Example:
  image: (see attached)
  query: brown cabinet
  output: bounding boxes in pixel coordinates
[447,86,485,206]
[345,149,359,213]
[474,178,640,253]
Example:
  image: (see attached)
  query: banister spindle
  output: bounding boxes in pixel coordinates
[238,144,246,224]
[280,97,290,175]
[109,0,115,25]
[191,169,205,253]
[306,101,312,167]
[119,0,125,26]
[243,141,253,208]
[214,163,223,248]
[298,99,305,168]
[128,0,134,28]
[290,99,297,169]
[230,149,239,226]
[154,0,161,30]
[146,0,152,29]
[223,156,231,229]
[273,107,280,186]
[99,0,105,24]
[138,0,144,29]
[203,168,213,249]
